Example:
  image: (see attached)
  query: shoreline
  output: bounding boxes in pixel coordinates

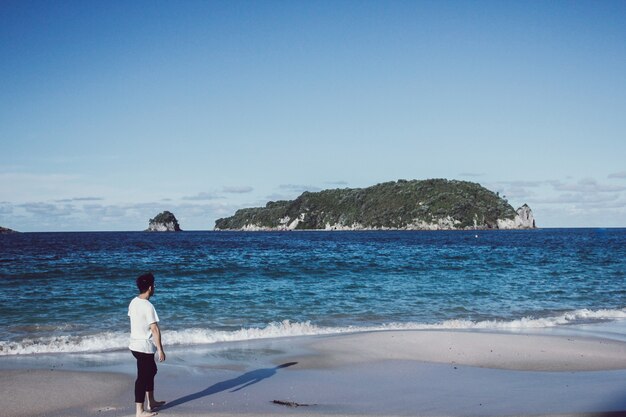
[2,327,626,417]
[3,308,626,357]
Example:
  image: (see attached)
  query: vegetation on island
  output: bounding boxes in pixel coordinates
[215,179,520,230]
[0,226,18,234]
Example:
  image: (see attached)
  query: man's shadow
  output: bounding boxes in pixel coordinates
[160,362,298,410]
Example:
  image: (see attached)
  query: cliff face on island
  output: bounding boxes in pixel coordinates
[497,204,536,230]
[146,211,182,232]
[215,179,536,231]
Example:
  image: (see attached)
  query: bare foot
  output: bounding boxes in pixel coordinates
[137,411,157,417]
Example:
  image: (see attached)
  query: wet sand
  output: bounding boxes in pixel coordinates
[2,329,626,417]
[0,369,131,417]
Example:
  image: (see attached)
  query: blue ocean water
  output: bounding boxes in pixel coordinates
[0,229,625,355]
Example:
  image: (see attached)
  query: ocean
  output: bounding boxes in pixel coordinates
[1,228,625,356]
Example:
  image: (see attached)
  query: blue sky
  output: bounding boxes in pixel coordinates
[1,1,625,231]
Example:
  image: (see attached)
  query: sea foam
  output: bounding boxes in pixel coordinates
[1,308,625,356]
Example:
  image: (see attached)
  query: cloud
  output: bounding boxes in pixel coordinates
[261,184,324,205]
[54,197,104,203]
[608,171,626,179]
[581,199,626,210]
[279,184,322,193]
[85,201,236,220]
[527,193,621,205]
[485,177,626,215]
[2,191,263,231]
[325,180,349,186]
[534,205,626,227]
[72,197,103,201]
[182,187,253,201]
[487,180,546,192]
[222,186,254,194]
[497,180,545,188]
[83,204,130,218]
[518,177,626,209]
[499,186,536,200]
[484,181,547,205]
[0,202,13,216]
[551,178,626,193]
[182,192,221,201]
[19,202,75,217]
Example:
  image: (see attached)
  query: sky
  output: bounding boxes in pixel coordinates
[1,0,625,231]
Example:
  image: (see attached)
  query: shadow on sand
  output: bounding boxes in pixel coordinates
[160,362,298,410]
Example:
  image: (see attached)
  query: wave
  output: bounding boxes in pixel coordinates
[1,308,625,356]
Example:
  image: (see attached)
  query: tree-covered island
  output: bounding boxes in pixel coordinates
[215,179,536,231]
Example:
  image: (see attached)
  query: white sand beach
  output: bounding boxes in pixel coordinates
[293,330,626,371]
[2,328,626,417]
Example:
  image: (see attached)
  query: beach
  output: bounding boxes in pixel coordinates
[2,326,626,417]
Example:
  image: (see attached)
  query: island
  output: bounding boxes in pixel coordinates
[146,211,182,232]
[0,226,18,234]
[214,179,536,231]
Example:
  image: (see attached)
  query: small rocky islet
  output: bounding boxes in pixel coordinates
[145,211,182,232]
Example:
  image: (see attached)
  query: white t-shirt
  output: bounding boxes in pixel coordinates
[128,297,160,353]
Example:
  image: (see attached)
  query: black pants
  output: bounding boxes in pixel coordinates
[132,350,157,403]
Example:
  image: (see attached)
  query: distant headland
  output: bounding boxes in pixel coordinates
[215,179,536,231]
[0,226,18,234]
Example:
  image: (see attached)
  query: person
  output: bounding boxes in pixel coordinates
[129,272,166,417]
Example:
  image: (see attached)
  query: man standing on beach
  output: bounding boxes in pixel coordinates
[129,272,166,417]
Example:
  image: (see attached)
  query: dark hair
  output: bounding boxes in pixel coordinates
[136,272,155,293]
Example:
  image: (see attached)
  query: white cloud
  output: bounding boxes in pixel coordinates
[324,180,349,186]
[279,184,322,193]
[484,180,547,207]
[0,172,125,206]
[222,186,254,194]
[83,204,133,219]
[0,202,13,216]
[499,180,546,188]
[19,202,75,217]
[4,174,625,230]
[499,186,536,200]
[482,176,626,226]
[551,178,626,193]
[608,171,626,179]
[534,205,626,228]
[4,199,245,231]
[54,197,104,203]
[182,192,221,201]
[527,193,621,205]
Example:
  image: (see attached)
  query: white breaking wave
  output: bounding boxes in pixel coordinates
[1,308,625,356]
